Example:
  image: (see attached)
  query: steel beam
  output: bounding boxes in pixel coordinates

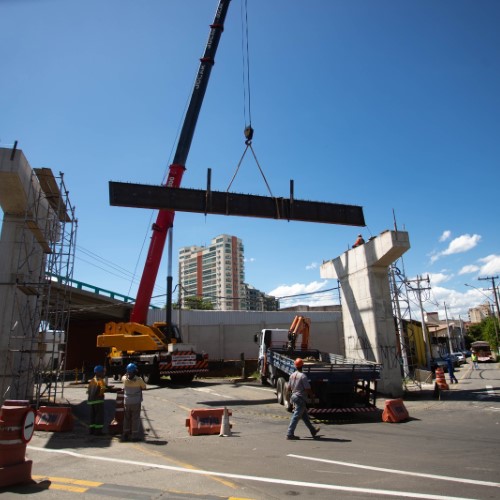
[109,181,365,227]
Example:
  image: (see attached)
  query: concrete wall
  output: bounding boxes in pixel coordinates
[148,309,344,360]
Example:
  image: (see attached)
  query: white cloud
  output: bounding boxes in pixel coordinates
[439,230,451,242]
[269,280,328,298]
[268,280,336,307]
[442,234,481,256]
[428,286,477,319]
[306,262,318,270]
[244,257,255,263]
[458,264,480,275]
[430,233,481,263]
[478,254,500,275]
[426,272,452,285]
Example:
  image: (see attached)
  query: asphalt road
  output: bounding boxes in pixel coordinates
[2,361,500,500]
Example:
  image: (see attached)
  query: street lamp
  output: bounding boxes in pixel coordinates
[465,283,500,353]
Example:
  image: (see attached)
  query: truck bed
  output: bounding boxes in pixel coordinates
[269,348,381,381]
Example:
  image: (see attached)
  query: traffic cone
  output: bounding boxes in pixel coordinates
[219,407,231,437]
[435,367,449,390]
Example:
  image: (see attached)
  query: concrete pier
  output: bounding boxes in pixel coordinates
[320,230,410,396]
[0,147,52,402]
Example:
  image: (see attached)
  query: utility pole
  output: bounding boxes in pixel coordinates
[390,265,410,379]
[444,302,453,353]
[478,276,500,353]
[407,275,432,370]
[479,276,500,321]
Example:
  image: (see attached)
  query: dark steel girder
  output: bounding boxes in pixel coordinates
[109,181,365,227]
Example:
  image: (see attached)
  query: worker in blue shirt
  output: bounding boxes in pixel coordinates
[447,357,458,384]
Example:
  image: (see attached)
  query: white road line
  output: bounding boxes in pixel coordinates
[288,454,500,489]
[28,446,477,500]
[192,387,235,399]
[485,385,496,396]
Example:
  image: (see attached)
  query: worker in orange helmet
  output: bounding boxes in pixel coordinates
[353,234,365,248]
[286,358,320,440]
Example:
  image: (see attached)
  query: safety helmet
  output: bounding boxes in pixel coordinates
[294,358,304,368]
[94,365,105,374]
[126,363,138,373]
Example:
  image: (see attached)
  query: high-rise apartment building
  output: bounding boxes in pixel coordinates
[178,234,246,311]
[468,302,493,323]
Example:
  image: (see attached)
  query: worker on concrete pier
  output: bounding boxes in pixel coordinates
[353,234,365,248]
[286,358,320,440]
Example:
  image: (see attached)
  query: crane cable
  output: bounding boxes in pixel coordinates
[226,0,279,217]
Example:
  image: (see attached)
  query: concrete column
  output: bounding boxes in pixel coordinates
[0,148,50,403]
[320,230,410,397]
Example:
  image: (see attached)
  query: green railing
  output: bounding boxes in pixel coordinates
[47,273,159,309]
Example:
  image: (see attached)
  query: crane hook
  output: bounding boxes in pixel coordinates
[244,125,254,145]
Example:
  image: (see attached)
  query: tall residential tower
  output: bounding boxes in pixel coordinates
[178,234,246,311]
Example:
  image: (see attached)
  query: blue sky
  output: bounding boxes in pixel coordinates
[1,0,499,321]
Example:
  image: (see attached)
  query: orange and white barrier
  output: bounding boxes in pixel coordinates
[382,398,409,423]
[35,406,73,432]
[185,408,232,436]
[0,400,36,488]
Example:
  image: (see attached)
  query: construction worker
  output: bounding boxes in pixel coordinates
[87,365,108,435]
[447,356,458,384]
[471,352,479,370]
[286,358,320,440]
[353,234,365,248]
[121,363,147,442]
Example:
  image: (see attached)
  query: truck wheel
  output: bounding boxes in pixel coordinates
[276,377,286,405]
[142,364,160,385]
[283,382,293,412]
[170,374,194,385]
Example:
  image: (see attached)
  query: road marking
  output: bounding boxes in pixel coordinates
[32,475,102,487]
[31,475,103,493]
[28,446,479,500]
[192,387,235,399]
[486,385,496,396]
[288,454,500,488]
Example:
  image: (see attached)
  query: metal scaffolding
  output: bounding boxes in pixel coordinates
[0,150,77,406]
[389,261,426,389]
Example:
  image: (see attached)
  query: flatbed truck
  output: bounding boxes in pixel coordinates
[256,319,381,414]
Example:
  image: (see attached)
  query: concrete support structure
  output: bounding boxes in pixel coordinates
[0,147,76,404]
[320,230,410,396]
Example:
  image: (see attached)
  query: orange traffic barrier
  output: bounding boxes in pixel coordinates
[0,402,36,488]
[185,408,232,436]
[35,406,74,432]
[108,390,124,435]
[382,399,409,423]
[435,367,449,390]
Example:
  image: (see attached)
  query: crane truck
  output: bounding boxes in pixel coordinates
[256,316,382,414]
[97,0,232,384]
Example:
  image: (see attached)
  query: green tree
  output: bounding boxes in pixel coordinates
[467,317,499,351]
[181,296,214,310]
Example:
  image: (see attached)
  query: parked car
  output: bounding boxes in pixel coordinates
[431,354,459,372]
[442,354,460,368]
[431,358,449,373]
[450,352,465,365]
